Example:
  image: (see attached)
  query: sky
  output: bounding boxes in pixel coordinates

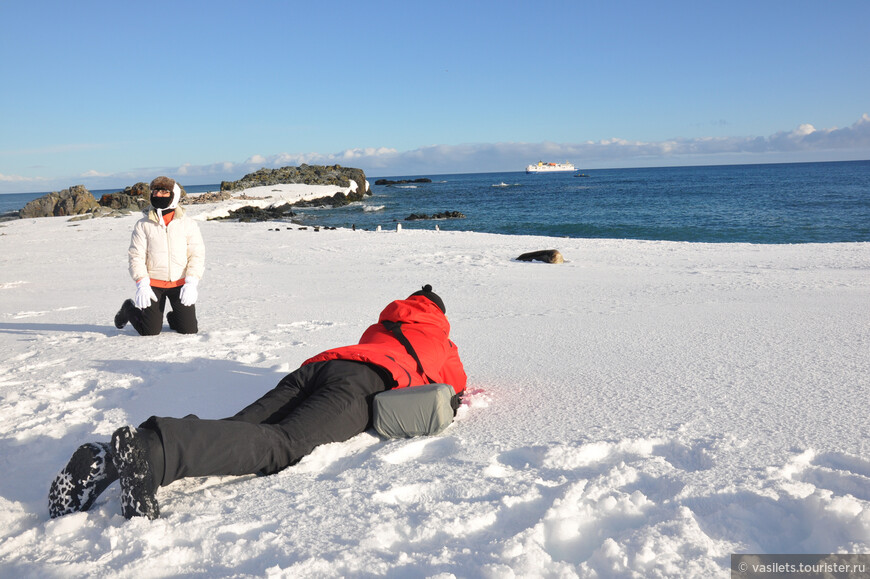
[1,0,869,194]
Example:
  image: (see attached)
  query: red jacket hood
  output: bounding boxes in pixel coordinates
[378,296,450,334]
[302,295,466,392]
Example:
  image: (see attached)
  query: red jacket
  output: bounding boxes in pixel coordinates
[303,295,467,393]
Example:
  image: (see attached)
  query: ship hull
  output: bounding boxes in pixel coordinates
[526,162,576,173]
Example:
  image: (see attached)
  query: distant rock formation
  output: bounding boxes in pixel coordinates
[98,193,149,212]
[216,204,297,223]
[19,185,99,218]
[375,178,432,186]
[98,183,149,211]
[186,191,233,204]
[17,181,198,220]
[221,165,369,202]
[293,192,362,208]
[405,211,466,221]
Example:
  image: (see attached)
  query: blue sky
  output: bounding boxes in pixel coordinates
[1,0,869,193]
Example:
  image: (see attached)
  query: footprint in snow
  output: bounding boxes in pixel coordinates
[786,450,870,502]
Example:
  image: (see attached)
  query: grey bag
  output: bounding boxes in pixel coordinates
[373,383,458,438]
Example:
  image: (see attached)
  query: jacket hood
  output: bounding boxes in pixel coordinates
[378,295,451,336]
[302,292,464,391]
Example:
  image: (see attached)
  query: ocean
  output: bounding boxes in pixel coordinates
[3,161,869,243]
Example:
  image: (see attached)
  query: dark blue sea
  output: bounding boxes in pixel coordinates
[3,161,869,243]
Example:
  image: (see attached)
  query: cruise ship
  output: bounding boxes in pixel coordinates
[526,161,576,173]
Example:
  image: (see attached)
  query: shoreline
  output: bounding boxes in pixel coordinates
[0,181,870,246]
[3,185,869,246]
[4,161,870,244]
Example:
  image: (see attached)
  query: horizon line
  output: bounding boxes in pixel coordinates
[2,157,869,197]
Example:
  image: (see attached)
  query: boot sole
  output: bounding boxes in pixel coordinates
[111,426,160,520]
[48,442,118,518]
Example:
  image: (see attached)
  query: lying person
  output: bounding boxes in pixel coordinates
[50,285,466,520]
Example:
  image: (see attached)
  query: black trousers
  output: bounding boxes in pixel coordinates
[139,360,391,490]
[128,286,198,335]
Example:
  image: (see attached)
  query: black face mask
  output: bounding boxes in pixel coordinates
[151,192,173,210]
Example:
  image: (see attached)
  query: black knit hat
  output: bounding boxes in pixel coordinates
[410,284,445,314]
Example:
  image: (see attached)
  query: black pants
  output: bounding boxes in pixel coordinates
[139,360,391,490]
[127,286,198,335]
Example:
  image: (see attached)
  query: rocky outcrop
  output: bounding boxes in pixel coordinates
[186,191,233,204]
[211,186,366,222]
[405,211,466,221]
[293,192,360,208]
[98,182,149,211]
[99,193,148,212]
[19,185,100,218]
[220,165,369,201]
[211,189,362,222]
[16,180,201,220]
[214,204,297,223]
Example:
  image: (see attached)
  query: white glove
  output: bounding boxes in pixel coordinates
[179,277,199,306]
[134,278,158,309]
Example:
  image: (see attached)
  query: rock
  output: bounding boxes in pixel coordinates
[19,185,99,218]
[211,204,297,223]
[214,165,370,223]
[128,182,151,197]
[186,191,233,204]
[375,178,432,185]
[516,249,564,264]
[405,211,465,221]
[434,211,465,220]
[220,165,369,201]
[293,191,355,208]
[99,193,150,211]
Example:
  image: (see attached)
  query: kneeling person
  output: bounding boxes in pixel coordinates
[114,176,205,335]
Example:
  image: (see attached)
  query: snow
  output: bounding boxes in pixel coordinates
[1,185,869,577]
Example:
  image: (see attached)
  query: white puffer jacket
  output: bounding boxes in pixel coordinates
[128,206,205,283]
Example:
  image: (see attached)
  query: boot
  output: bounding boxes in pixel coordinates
[111,426,160,520]
[166,309,178,332]
[48,442,118,518]
[114,299,135,329]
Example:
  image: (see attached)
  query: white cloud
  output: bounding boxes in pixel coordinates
[5,115,869,194]
[0,173,45,183]
[184,116,870,178]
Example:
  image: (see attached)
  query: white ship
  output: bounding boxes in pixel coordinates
[526,161,576,173]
